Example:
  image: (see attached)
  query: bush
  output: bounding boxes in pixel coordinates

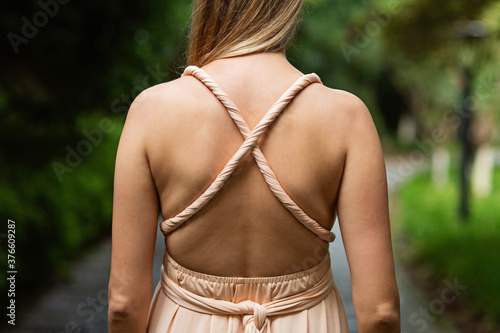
[397,167,500,323]
[0,114,121,295]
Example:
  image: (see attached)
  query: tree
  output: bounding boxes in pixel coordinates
[377,0,500,220]
[0,0,191,306]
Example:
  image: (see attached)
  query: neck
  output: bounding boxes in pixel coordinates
[201,51,301,77]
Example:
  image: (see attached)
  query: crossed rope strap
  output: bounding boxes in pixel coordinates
[161,264,334,333]
[160,66,335,243]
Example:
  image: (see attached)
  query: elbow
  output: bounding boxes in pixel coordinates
[108,303,131,327]
[373,301,400,331]
[108,295,136,328]
[358,301,401,332]
[373,306,400,331]
[107,283,151,331]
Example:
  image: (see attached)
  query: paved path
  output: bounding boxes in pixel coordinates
[7,157,462,332]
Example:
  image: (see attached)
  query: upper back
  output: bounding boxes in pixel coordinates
[141,53,357,276]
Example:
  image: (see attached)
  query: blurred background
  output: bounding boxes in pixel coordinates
[1,0,499,332]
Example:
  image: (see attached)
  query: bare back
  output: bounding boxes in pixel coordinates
[110,51,400,332]
[142,53,354,277]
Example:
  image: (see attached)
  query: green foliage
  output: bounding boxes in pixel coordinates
[297,0,500,144]
[0,1,189,299]
[0,114,122,293]
[379,0,497,60]
[1,1,191,167]
[290,0,391,136]
[2,1,500,324]
[374,0,500,143]
[398,168,500,321]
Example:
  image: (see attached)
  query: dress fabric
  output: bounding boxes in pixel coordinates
[147,249,349,333]
[146,65,350,332]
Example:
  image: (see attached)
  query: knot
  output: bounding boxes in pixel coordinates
[237,300,269,333]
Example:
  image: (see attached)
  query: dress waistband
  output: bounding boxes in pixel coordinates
[163,249,332,285]
[160,251,334,333]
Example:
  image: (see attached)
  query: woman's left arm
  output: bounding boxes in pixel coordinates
[108,91,160,332]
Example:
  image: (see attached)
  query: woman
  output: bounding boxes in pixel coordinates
[108,0,400,332]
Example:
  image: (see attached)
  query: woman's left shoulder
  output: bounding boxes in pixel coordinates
[126,74,206,121]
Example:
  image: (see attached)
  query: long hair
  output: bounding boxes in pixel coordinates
[187,0,304,67]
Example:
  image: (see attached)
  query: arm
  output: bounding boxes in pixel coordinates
[108,91,160,332]
[336,95,400,332]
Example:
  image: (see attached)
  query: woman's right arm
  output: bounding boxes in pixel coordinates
[336,93,400,332]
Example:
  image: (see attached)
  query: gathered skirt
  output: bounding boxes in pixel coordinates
[146,249,349,333]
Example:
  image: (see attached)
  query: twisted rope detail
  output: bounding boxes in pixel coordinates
[160,65,335,243]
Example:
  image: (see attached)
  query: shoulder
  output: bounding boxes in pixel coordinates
[123,74,217,130]
[300,82,376,135]
[127,75,205,117]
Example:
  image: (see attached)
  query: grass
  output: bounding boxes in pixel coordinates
[395,166,500,325]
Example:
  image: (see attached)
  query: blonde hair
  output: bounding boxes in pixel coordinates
[187,0,304,67]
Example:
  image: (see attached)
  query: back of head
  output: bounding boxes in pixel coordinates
[187,0,305,67]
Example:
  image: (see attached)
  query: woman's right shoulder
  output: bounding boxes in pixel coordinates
[303,83,378,144]
[320,84,371,120]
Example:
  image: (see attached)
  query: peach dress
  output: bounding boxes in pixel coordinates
[146,66,350,333]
